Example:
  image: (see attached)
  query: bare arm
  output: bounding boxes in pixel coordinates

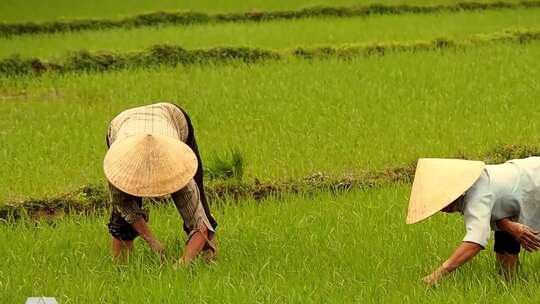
[423,241,482,286]
[131,218,165,256]
[177,225,209,265]
[497,218,540,252]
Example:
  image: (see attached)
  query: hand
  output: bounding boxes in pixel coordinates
[422,266,449,287]
[131,219,166,259]
[172,256,189,270]
[149,239,166,261]
[507,222,540,252]
[422,274,438,287]
[201,248,218,265]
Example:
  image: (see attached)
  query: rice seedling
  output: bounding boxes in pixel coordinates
[205,147,245,181]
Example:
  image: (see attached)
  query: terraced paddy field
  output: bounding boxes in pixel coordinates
[2,0,540,303]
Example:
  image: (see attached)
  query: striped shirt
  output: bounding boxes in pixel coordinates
[108,102,188,145]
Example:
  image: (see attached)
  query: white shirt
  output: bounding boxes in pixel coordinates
[461,157,540,247]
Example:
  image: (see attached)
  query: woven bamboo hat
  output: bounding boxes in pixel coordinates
[104,133,197,197]
[406,158,485,224]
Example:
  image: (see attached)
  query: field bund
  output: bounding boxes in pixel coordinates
[0,0,533,22]
[1,1,538,37]
[2,8,540,59]
[1,29,540,76]
[2,143,538,221]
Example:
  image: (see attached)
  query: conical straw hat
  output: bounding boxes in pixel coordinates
[104,134,198,197]
[406,158,485,224]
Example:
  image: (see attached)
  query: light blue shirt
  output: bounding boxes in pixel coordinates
[461,157,540,248]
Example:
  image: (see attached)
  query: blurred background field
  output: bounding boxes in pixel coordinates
[2,8,540,59]
[0,0,528,22]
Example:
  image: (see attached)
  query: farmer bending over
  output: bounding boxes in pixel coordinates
[103,102,217,265]
[407,158,540,285]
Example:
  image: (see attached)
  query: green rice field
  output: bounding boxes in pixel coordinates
[3,188,540,303]
[2,0,540,302]
[2,42,539,202]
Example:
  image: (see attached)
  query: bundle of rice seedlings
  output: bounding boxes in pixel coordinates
[205,147,244,181]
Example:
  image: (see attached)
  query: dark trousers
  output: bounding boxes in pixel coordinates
[494,231,520,255]
[175,105,218,232]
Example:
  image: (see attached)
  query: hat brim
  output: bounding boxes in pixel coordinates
[104,134,198,197]
[406,158,485,224]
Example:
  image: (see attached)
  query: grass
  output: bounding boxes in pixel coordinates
[0,0,527,23]
[2,187,540,303]
[1,41,540,202]
[1,9,540,59]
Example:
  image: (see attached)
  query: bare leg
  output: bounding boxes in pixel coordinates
[496,253,519,280]
[131,218,165,260]
[111,237,134,259]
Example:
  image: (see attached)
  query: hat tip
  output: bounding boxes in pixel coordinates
[142,133,156,142]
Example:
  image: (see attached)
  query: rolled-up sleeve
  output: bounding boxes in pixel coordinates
[171,179,215,243]
[462,172,494,248]
[108,182,147,224]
